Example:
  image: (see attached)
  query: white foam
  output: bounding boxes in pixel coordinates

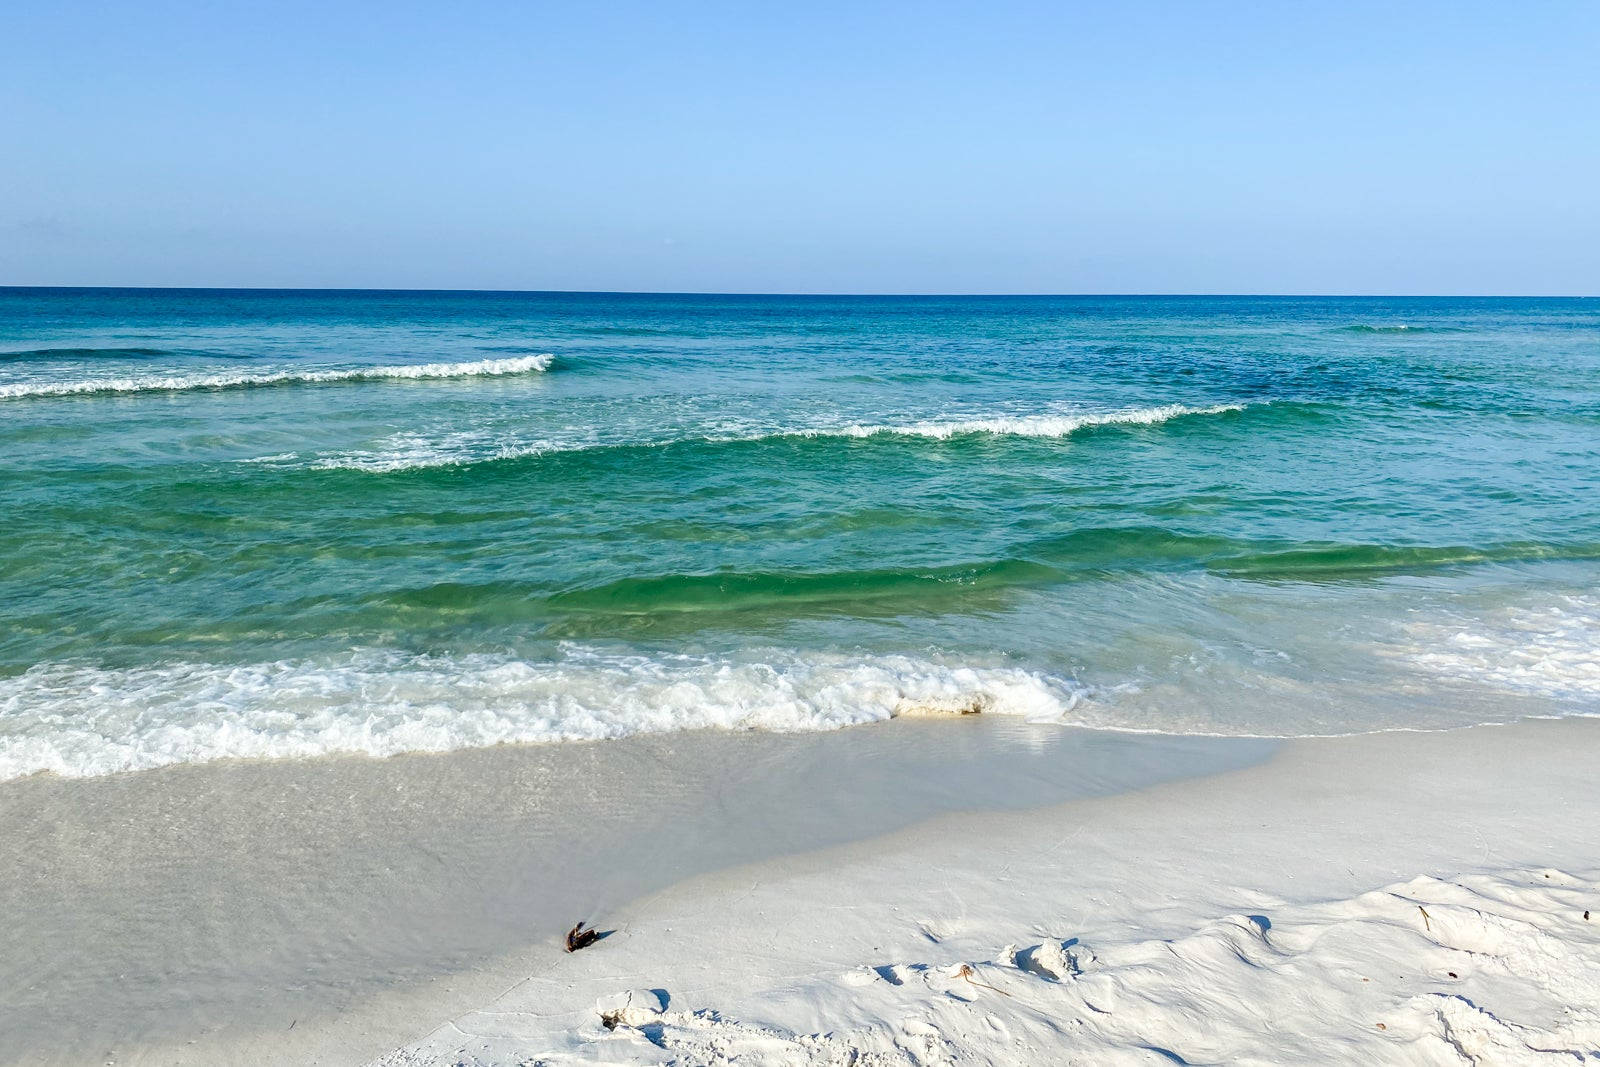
[306,431,574,472]
[0,647,1088,781]
[256,403,1248,472]
[810,403,1246,440]
[0,354,554,399]
[1399,594,1600,702]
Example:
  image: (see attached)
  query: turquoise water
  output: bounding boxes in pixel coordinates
[2,290,1597,777]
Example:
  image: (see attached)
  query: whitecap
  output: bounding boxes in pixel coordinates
[253,403,1249,473]
[0,353,554,400]
[808,403,1246,440]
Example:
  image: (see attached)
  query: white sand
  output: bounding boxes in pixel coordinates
[376,719,1600,1066]
[0,719,1264,1065]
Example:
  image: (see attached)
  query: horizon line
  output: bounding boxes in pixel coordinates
[1,285,1596,299]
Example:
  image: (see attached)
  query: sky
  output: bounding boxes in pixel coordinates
[2,1,1597,294]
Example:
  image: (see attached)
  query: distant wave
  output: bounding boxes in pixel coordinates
[0,647,1089,781]
[0,346,173,361]
[788,403,1246,441]
[1336,324,1466,335]
[0,353,554,400]
[274,403,1250,473]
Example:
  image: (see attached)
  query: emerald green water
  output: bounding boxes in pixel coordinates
[2,290,1597,777]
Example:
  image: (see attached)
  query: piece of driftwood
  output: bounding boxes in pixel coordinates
[955,963,1011,997]
[566,921,600,953]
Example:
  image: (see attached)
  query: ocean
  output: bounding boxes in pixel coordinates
[2,289,1596,779]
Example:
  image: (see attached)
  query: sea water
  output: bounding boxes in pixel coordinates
[1,290,1596,779]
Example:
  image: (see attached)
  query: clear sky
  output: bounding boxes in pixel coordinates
[3,1,1597,294]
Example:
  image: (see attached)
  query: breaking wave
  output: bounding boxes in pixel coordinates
[0,353,554,400]
[272,403,1250,472]
[780,404,1247,441]
[0,647,1089,781]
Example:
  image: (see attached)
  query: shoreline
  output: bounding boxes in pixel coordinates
[0,718,1271,1066]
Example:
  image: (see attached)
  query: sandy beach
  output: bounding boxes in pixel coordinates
[0,717,1267,1065]
[7,1,1598,1062]
[5,715,1597,1065]
[7,292,1598,1067]
[382,718,1600,1066]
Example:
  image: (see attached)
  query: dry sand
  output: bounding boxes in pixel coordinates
[0,718,1265,1065]
[378,718,1600,1066]
[5,716,1596,1065]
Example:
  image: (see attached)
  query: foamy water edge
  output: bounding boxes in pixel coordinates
[0,648,1089,781]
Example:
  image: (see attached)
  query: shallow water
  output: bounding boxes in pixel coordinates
[2,290,1597,777]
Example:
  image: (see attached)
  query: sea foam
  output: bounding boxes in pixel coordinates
[0,353,554,399]
[0,647,1088,781]
[263,403,1247,472]
[303,431,574,472]
[806,403,1246,440]
[1399,594,1600,702]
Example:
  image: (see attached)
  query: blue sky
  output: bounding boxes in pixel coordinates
[3,1,1597,293]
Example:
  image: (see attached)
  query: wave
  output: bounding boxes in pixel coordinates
[1205,540,1600,580]
[0,346,174,361]
[292,431,574,472]
[543,559,1060,619]
[781,404,1248,441]
[277,403,1251,473]
[0,353,554,400]
[1024,530,1600,583]
[1335,324,1466,335]
[311,534,1600,643]
[404,536,1600,619]
[0,647,1089,781]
